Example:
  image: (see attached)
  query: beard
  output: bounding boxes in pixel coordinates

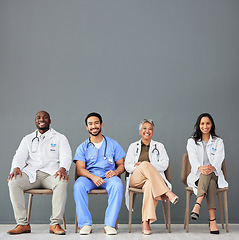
[88,128,101,136]
[36,124,49,131]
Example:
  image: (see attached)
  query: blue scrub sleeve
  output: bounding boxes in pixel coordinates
[113,140,126,162]
[73,144,86,164]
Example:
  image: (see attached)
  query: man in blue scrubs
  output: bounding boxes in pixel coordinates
[73,112,125,235]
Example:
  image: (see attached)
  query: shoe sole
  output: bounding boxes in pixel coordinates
[104,229,117,235]
[8,230,31,235]
[79,229,92,235]
[49,230,66,235]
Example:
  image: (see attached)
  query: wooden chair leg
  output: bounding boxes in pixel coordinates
[27,194,34,224]
[167,200,171,233]
[62,214,66,229]
[217,192,224,229]
[128,191,134,233]
[185,190,192,233]
[223,191,229,232]
[162,200,168,229]
[75,209,78,233]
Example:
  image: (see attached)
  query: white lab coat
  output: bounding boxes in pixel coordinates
[186,135,228,195]
[10,128,72,183]
[124,139,172,210]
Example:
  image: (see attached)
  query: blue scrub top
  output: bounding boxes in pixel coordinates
[73,136,125,178]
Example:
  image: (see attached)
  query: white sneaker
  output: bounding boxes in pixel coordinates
[79,225,92,235]
[104,226,117,235]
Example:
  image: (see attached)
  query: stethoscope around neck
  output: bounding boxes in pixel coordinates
[31,131,40,153]
[136,142,160,160]
[86,135,107,160]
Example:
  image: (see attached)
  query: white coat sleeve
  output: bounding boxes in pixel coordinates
[151,144,169,172]
[59,135,72,172]
[125,143,136,174]
[212,139,225,174]
[186,138,200,175]
[10,137,29,172]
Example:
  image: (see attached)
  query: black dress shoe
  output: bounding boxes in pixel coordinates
[209,219,220,234]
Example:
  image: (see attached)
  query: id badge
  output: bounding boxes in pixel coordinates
[108,155,113,164]
[211,147,216,155]
[50,143,56,151]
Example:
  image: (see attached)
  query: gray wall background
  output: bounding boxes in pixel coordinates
[0,0,238,224]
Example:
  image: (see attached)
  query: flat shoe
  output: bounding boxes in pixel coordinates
[104,226,117,235]
[7,225,31,235]
[142,229,151,235]
[79,225,92,235]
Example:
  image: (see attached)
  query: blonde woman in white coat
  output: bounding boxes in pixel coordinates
[187,113,228,235]
[125,119,179,235]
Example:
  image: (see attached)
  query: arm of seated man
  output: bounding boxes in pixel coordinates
[8,167,22,181]
[105,158,125,178]
[55,167,69,182]
[76,160,105,187]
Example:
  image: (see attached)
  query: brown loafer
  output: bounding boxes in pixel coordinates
[7,224,31,235]
[49,224,65,235]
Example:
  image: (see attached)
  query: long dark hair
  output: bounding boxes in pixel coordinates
[192,113,218,144]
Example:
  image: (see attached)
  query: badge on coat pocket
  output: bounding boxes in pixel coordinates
[211,147,216,155]
[108,155,113,164]
[50,143,56,151]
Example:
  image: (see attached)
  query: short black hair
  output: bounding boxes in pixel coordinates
[85,112,103,125]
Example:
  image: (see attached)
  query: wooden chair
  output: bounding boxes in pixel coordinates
[74,168,118,233]
[24,189,66,229]
[128,163,172,233]
[181,153,229,233]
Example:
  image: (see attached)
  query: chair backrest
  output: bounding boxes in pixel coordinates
[181,153,227,186]
[221,160,228,181]
[181,153,191,186]
[165,161,171,182]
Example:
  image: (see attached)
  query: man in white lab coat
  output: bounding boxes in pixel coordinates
[7,111,72,235]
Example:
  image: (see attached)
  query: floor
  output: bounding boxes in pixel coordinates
[0,224,238,240]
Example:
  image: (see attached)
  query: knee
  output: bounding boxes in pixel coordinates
[110,177,123,193]
[8,177,19,190]
[140,161,150,167]
[73,177,88,193]
[54,179,68,191]
[208,180,217,190]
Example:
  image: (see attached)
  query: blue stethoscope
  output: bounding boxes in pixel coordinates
[136,143,160,159]
[86,135,107,160]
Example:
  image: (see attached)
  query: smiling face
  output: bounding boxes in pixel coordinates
[35,111,51,133]
[139,122,154,144]
[86,116,103,137]
[199,117,212,135]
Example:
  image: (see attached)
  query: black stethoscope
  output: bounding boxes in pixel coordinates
[136,143,160,160]
[86,135,107,160]
[31,131,40,153]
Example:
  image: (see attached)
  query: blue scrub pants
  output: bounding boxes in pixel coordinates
[74,176,123,227]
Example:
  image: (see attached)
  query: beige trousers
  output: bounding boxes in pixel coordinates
[129,161,169,223]
[196,172,218,209]
[8,171,68,225]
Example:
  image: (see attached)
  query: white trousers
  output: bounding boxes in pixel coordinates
[8,171,68,225]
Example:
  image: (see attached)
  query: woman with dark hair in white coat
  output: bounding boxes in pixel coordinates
[125,119,179,235]
[187,113,228,234]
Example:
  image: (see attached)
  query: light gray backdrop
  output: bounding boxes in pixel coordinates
[0,0,238,224]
